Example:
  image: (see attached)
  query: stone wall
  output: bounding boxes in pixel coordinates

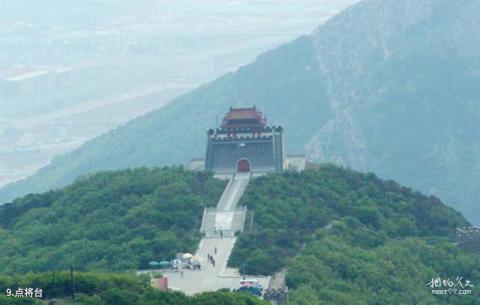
[205,127,285,174]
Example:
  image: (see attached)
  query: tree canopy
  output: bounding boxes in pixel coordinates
[0,167,225,273]
[0,165,478,304]
[228,165,479,304]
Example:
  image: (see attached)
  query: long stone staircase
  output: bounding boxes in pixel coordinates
[162,172,271,295]
[200,173,250,238]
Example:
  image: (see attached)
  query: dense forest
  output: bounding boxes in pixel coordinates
[0,167,225,273]
[229,165,479,304]
[1,165,479,304]
[0,272,268,305]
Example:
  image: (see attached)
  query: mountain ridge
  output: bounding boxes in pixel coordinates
[1,0,480,224]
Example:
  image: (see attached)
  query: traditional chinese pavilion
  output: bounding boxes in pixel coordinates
[205,107,285,174]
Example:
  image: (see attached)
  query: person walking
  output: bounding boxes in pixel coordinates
[214,246,217,254]
[180,270,184,278]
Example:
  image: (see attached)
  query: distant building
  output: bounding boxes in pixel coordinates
[187,106,306,175]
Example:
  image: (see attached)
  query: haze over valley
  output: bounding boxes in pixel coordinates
[0,0,358,187]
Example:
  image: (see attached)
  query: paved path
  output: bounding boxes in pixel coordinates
[161,173,270,295]
[217,173,250,211]
[163,236,270,295]
[164,237,236,294]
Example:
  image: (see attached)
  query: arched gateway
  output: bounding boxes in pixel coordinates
[237,158,251,173]
[205,107,285,174]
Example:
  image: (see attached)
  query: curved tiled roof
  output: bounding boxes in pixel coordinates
[221,106,266,128]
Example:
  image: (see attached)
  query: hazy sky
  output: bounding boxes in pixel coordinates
[0,1,360,31]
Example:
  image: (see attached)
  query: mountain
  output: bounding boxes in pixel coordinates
[0,165,478,304]
[1,0,480,224]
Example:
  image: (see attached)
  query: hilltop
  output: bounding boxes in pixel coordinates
[0,165,478,304]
